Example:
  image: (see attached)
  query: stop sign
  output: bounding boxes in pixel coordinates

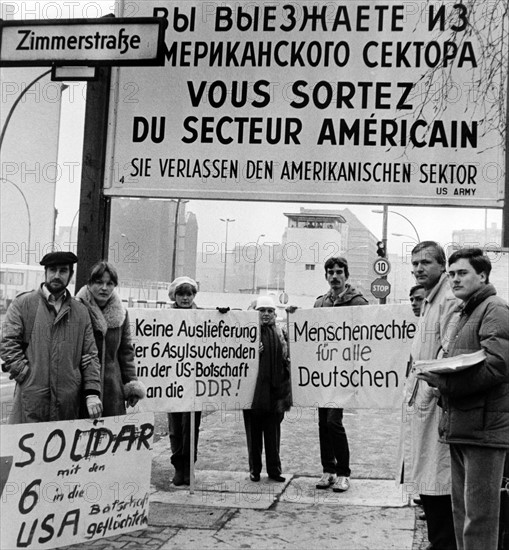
[371,277,391,299]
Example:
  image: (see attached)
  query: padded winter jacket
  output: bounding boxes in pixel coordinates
[437,284,509,449]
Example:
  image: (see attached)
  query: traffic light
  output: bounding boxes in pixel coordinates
[376,241,386,258]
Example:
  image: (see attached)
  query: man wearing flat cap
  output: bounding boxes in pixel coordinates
[0,251,102,423]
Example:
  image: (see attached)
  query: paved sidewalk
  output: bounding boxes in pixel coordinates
[64,408,427,550]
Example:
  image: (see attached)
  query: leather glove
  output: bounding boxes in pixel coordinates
[216,307,230,314]
[86,395,103,419]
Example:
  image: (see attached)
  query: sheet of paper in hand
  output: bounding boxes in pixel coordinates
[414,349,486,374]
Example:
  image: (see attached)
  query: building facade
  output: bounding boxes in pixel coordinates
[108,198,198,297]
[282,208,379,304]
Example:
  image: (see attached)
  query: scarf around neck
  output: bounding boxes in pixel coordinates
[75,285,126,336]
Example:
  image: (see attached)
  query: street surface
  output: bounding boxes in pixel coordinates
[0,371,15,423]
[63,407,427,550]
[0,355,427,549]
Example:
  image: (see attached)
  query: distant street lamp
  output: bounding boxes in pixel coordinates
[171,199,182,282]
[0,69,52,152]
[251,233,266,293]
[372,209,421,243]
[343,244,368,254]
[1,72,68,264]
[220,218,235,293]
[69,209,80,252]
[392,232,418,242]
[1,177,31,265]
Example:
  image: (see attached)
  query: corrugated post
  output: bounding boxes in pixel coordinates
[75,66,112,293]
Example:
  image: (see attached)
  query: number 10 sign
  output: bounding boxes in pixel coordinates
[373,258,391,276]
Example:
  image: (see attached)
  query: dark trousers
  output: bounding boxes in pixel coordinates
[168,412,202,472]
[450,444,506,550]
[243,409,284,476]
[500,453,509,550]
[420,494,457,550]
[318,408,351,477]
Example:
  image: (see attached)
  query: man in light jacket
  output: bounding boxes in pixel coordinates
[0,251,102,423]
[418,247,509,550]
[404,241,458,550]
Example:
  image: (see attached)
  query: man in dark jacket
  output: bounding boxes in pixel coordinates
[0,251,102,423]
[243,295,291,483]
[418,248,509,550]
[314,256,368,492]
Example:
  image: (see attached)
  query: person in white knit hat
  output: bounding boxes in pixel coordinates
[167,276,201,486]
[243,295,292,483]
[168,276,198,307]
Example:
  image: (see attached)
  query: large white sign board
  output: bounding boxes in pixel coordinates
[105,0,507,207]
[288,304,416,408]
[0,414,154,549]
[131,308,259,412]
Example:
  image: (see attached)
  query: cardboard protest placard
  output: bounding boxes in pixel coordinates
[131,308,259,412]
[289,304,416,408]
[0,413,154,549]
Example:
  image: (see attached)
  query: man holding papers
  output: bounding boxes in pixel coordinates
[405,241,458,550]
[418,247,509,550]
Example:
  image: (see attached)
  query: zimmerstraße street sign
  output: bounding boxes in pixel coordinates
[0,17,167,67]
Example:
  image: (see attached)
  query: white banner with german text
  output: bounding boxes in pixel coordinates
[131,308,259,412]
[288,305,416,408]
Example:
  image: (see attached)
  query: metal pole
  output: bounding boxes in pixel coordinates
[221,218,235,293]
[69,209,80,252]
[223,221,229,293]
[76,66,112,293]
[387,210,420,242]
[121,234,132,303]
[380,205,388,305]
[251,234,265,293]
[171,199,181,281]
